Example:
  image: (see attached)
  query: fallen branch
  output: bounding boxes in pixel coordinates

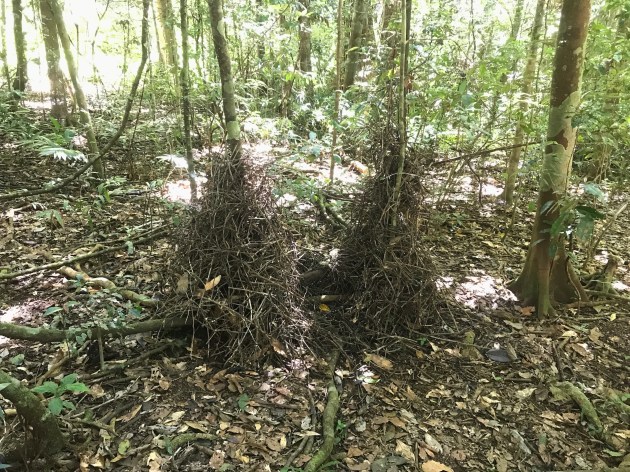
[0,229,168,281]
[0,317,192,343]
[303,349,341,472]
[57,266,158,307]
[432,141,541,166]
[550,381,602,433]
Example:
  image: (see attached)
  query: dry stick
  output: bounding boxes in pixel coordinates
[283,385,318,468]
[0,317,193,344]
[432,141,541,166]
[0,228,168,280]
[0,0,150,205]
[303,349,341,472]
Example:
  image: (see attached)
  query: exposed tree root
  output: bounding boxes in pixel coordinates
[0,368,66,461]
[304,349,341,472]
[550,381,603,433]
[57,266,158,307]
[0,228,168,280]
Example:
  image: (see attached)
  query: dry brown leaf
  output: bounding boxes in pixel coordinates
[347,460,371,471]
[347,446,364,458]
[365,353,393,370]
[175,273,189,294]
[204,275,221,290]
[119,404,142,422]
[271,338,287,356]
[395,440,415,462]
[422,460,454,472]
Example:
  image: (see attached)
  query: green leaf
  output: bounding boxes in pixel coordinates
[118,439,131,455]
[10,354,24,365]
[62,400,76,410]
[60,373,78,386]
[582,182,606,203]
[44,306,63,316]
[0,383,11,391]
[66,382,89,393]
[32,381,59,395]
[237,393,250,411]
[575,205,605,220]
[48,397,64,415]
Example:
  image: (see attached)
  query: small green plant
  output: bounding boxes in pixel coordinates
[334,419,347,444]
[237,393,250,411]
[32,373,90,415]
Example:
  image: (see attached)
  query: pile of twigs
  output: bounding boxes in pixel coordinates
[336,130,441,335]
[166,154,309,361]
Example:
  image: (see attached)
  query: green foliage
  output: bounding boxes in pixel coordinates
[32,373,89,415]
[20,119,87,163]
[0,91,37,139]
[237,393,250,411]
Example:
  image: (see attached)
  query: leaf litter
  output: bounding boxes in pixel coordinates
[0,142,628,471]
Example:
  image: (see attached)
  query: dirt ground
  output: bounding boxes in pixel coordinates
[0,141,629,471]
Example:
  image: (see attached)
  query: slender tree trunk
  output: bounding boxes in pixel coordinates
[39,0,67,121]
[208,0,241,162]
[11,0,27,91]
[155,0,180,89]
[509,0,591,317]
[330,0,343,182]
[50,0,105,178]
[390,0,409,228]
[180,0,197,203]
[486,0,524,133]
[503,0,546,205]
[0,0,10,87]
[297,0,313,98]
[343,0,368,89]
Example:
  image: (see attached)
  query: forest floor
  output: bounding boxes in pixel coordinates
[0,135,629,472]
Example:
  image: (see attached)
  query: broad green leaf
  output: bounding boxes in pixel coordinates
[44,306,63,316]
[237,393,250,411]
[61,374,79,386]
[66,382,89,393]
[10,354,24,365]
[48,397,64,415]
[32,381,59,395]
[582,182,606,203]
[0,383,11,391]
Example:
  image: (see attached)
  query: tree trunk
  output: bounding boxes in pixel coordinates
[330,0,343,182]
[343,0,368,89]
[50,0,105,178]
[509,0,591,317]
[0,0,10,87]
[486,0,524,133]
[503,0,546,205]
[39,0,67,121]
[11,0,27,91]
[155,0,180,89]
[0,368,65,460]
[390,0,410,228]
[208,0,241,162]
[297,0,313,100]
[180,0,197,203]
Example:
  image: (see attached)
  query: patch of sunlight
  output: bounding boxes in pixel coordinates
[612,280,629,292]
[162,176,206,204]
[439,272,517,310]
[0,303,31,346]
